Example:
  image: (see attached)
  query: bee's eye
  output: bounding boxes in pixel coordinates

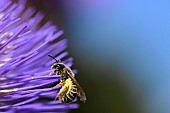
[52,64,59,69]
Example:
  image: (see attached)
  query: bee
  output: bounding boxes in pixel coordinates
[48,55,86,103]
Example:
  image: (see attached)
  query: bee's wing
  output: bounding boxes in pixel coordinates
[77,86,86,102]
[66,70,86,102]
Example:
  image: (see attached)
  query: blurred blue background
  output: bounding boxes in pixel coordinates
[30,0,170,113]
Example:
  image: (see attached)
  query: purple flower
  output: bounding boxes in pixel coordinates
[0,0,78,112]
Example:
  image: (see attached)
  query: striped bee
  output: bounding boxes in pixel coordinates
[48,55,86,103]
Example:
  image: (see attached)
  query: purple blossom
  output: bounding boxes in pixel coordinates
[0,0,78,112]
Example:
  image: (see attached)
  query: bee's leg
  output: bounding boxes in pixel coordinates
[52,82,63,89]
[49,71,55,76]
[55,85,68,100]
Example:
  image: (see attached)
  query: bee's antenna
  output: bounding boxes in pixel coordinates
[48,55,58,62]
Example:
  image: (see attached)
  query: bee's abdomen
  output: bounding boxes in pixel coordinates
[61,84,78,103]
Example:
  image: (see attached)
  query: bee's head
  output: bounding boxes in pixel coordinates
[51,62,65,70]
[48,55,65,75]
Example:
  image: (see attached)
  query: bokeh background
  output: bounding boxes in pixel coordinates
[29,0,170,113]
